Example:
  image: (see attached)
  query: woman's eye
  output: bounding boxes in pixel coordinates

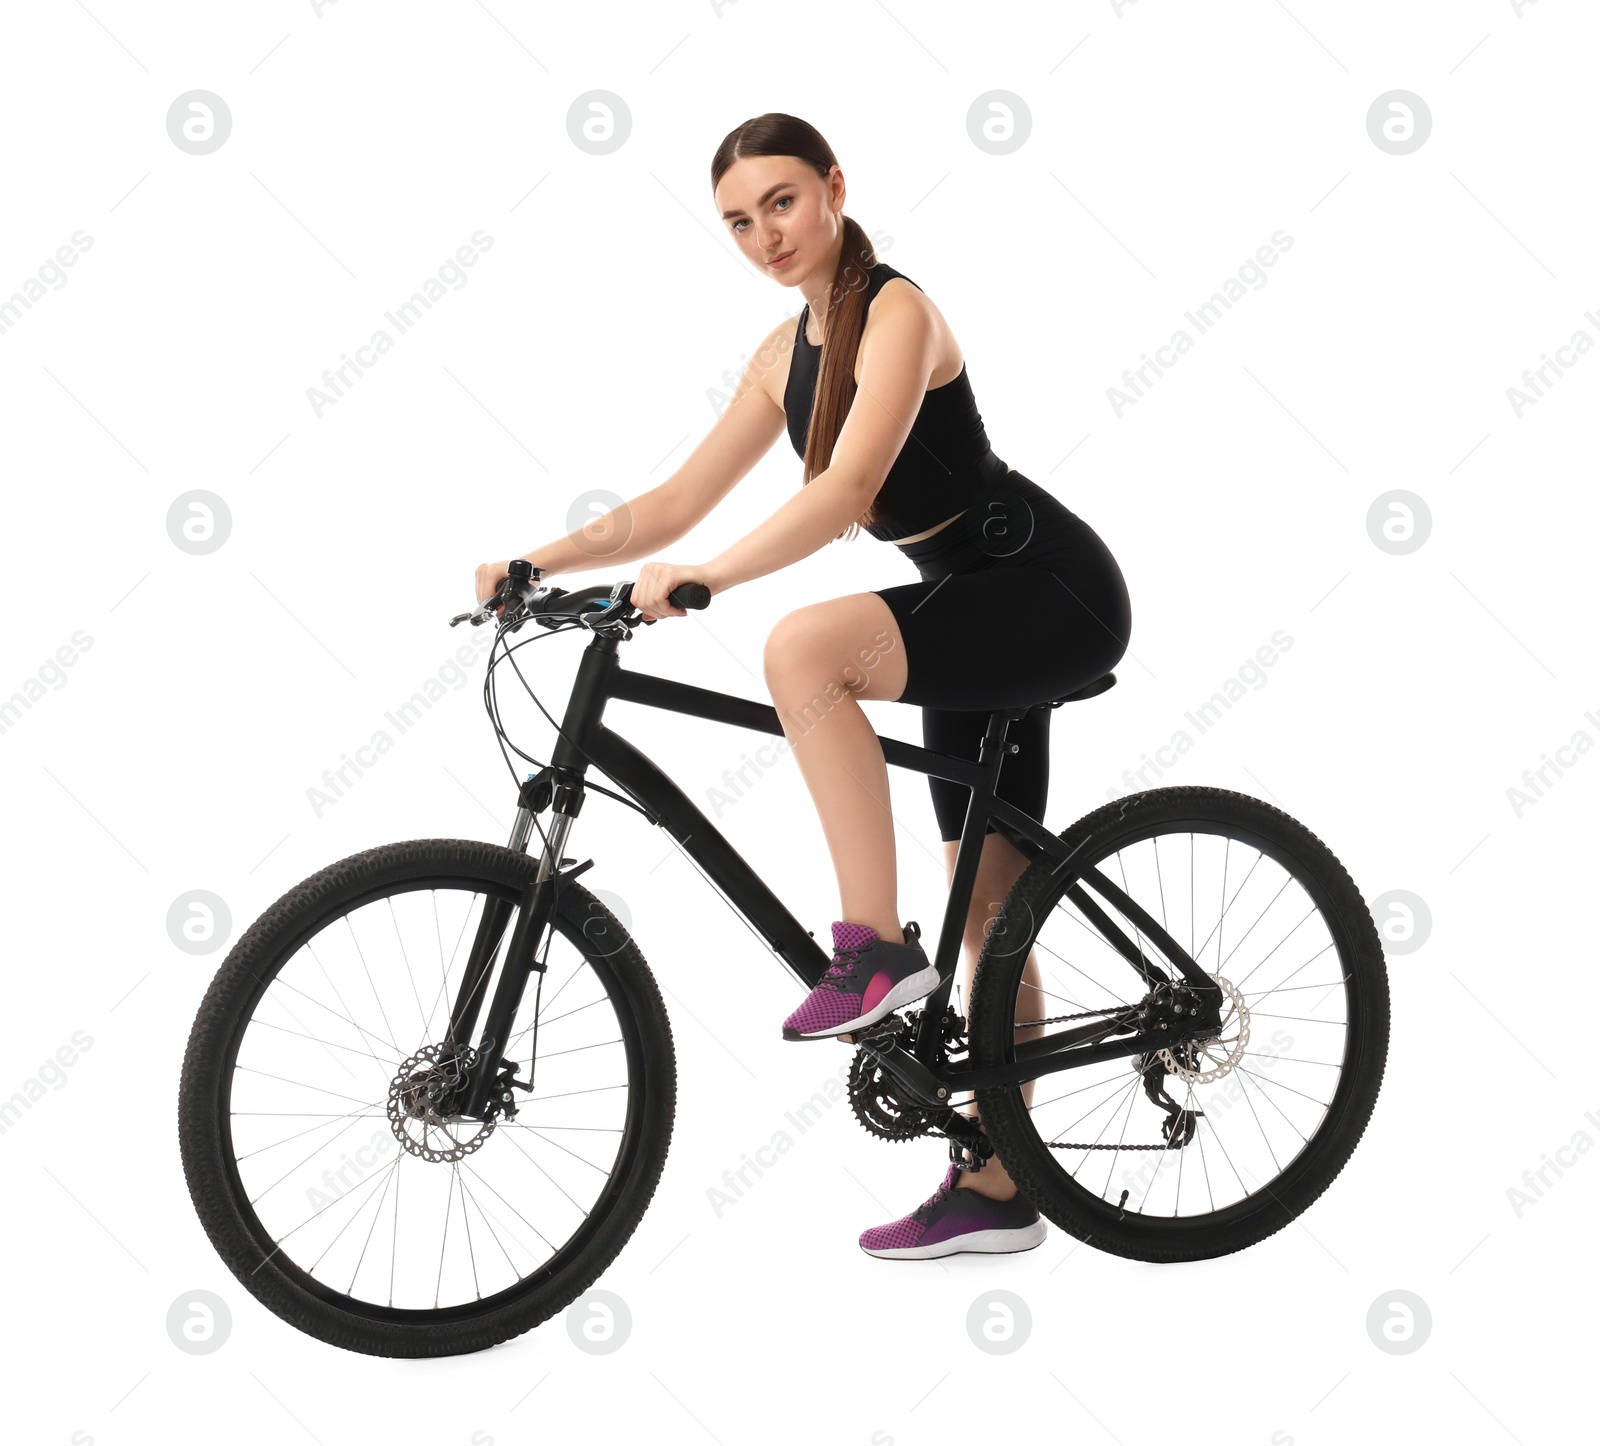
[731,197,790,233]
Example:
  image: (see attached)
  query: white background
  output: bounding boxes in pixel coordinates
[3,1,1594,1442]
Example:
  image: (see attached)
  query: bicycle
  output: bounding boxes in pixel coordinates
[178,560,1390,1357]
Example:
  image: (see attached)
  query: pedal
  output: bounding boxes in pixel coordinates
[947,1135,994,1173]
[845,1017,906,1047]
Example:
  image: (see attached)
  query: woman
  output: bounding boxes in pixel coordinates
[475,113,1132,1261]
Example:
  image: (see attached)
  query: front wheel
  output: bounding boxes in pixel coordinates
[178,839,675,1357]
[968,786,1389,1263]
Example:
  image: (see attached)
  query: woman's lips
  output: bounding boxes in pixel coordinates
[767,250,795,268]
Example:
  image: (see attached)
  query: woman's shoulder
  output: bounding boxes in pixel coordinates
[864,261,933,329]
[867,259,923,300]
[862,261,962,386]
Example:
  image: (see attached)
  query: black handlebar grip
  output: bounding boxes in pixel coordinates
[667,583,711,611]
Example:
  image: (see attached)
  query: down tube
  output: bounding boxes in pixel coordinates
[582,724,833,990]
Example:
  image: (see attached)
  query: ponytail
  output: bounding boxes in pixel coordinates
[802,215,880,540]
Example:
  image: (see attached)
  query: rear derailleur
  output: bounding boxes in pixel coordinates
[1136,1052,1204,1148]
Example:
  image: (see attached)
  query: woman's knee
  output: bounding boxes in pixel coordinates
[762,609,835,694]
[762,598,905,701]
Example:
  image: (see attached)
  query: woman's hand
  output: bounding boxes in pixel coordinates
[629,561,715,621]
[473,560,517,614]
[475,558,553,612]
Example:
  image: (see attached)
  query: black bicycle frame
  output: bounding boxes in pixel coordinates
[448,626,1217,1118]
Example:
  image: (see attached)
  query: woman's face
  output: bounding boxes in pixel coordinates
[714,155,843,288]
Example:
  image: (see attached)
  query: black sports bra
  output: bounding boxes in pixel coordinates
[783,261,1008,542]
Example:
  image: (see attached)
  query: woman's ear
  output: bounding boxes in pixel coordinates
[828,164,846,214]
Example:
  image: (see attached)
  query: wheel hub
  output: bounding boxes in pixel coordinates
[1158,975,1250,1084]
[387,1043,497,1162]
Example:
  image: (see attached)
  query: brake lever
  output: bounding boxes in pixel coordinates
[450,576,551,629]
[580,581,643,634]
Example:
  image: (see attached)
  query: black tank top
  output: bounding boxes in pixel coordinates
[783,261,1008,542]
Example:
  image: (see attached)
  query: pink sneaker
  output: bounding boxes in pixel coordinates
[860,1164,1047,1259]
[781,920,941,1041]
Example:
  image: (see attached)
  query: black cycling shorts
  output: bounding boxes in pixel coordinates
[871,469,1132,843]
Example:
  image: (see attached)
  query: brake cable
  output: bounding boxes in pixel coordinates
[479,595,658,825]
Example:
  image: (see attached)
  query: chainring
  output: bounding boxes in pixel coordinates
[847,1048,935,1142]
[846,1005,968,1143]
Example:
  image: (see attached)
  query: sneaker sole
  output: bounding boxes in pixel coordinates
[782,962,943,1041]
[860,1218,1048,1260]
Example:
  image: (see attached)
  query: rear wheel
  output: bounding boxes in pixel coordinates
[969,787,1388,1262]
[178,839,675,1356]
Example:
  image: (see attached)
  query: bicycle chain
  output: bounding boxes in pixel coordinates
[1012,1004,1195,1152]
[1013,1005,1133,1029]
[850,1004,1204,1153]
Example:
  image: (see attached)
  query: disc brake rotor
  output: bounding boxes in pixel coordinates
[387,1043,496,1163]
[1159,974,1250,1084]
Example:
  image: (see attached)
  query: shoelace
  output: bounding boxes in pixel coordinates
[815,944,869,993]
[910,1176,955,1227]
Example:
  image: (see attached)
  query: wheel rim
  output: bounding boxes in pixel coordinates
[980,817,1366,1226]
[214,876,647,1319]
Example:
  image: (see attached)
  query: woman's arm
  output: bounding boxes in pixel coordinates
[518,320,793,578]
[703,286,938,594]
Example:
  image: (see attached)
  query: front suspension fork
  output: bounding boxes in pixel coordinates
[445,772,589,1120]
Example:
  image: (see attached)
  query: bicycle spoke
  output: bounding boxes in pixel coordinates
[434,1166,456,1308]
[454,1164,482,1300]
[235,1107,380,1162]
[461,1161,558,1254]
[1214,875,1295,978]
[249,1015,401,1072]
[1241,973,1347,1000]
[1234,1065,1330,1112]
[498,1128,590,1217]
[1226,906,1315,992]
[506,1124,618,1175]
[1100,1073,1143,1197]
[259,1138,398,1252]
[273,961,400,1062]
[531,995,611,1031]
[346,914,402,1069]
[1027,1065,1137,1115]
[1248,1011,1347,1025]
[246,1110,375,1207]
[387,895,433,1050]
[233,1066,381,1110]
[457,1169,522,1278]
[348,1158,398,1295]
[309,1157,402,1275]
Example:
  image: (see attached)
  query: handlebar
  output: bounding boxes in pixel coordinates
[449,559,711,633]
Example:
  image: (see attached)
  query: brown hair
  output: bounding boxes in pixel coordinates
[711,113,879,540]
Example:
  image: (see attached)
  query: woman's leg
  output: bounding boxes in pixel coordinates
[765,591,1051,1204]
[943,832,1044,1200]
[762,593,910,943]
